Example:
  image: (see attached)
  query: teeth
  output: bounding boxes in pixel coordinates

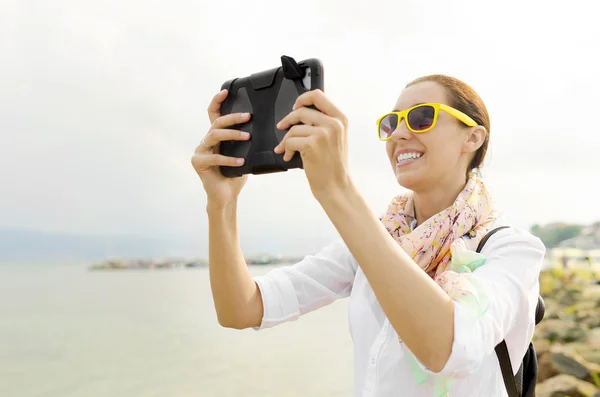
[397,152,422,162]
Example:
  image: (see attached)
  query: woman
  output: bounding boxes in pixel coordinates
[191,75,545,397]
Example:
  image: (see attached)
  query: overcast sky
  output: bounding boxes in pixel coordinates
[1,0,599,256]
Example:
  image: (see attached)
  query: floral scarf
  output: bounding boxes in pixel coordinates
[380,172,500,397]
[381,172,499,284]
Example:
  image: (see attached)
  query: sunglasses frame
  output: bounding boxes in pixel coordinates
[376,103,478,141]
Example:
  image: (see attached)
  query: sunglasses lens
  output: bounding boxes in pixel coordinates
[407,106,435,131]
[379,113,398,139]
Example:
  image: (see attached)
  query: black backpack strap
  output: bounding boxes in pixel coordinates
[495,341,520,397]
[475,226,510,253]
[476,226,520,397]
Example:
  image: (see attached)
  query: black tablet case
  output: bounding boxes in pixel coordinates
[218,56,324,177]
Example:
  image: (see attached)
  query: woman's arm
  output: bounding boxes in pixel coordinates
[317,183,457,372]
[316,182,545,374]
[208,199,358,331]
[207,200,264,329]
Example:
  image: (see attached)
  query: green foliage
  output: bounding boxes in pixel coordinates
[530,223,584,248]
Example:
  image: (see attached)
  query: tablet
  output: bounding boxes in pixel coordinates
[218,55,324,177]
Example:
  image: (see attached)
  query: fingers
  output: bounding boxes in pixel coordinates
[277,107,335,131]
[193,100,252,173]
[207,89,252,132]
[279,137,311,162]
[212,112,251,130]
[191,152,245,172]
[274,124,319,161]
[207,90,229,124]
[192,127,250,172]
[200,128,251,150]
[293,90,346,123]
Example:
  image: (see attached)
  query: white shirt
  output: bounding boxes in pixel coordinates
[252,219,546,397]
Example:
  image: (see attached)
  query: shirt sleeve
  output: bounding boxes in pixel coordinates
[252,238,358,330]
[410,227,546,379]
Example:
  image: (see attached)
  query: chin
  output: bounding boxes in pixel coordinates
[389,154,429,191]
[394,170,422,191]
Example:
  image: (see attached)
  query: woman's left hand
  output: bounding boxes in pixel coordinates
[274,89,350,199]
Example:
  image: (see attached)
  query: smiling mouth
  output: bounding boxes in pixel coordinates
[396,152,423,166]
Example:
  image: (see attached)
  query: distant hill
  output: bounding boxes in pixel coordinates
[0,228,196,265]
[531,221,600,249]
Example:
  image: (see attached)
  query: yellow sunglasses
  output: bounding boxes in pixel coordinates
[376,103,477,141]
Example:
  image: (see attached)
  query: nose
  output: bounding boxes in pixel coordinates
[390,117,412,141]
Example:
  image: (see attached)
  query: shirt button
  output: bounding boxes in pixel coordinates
[371,358,376,364]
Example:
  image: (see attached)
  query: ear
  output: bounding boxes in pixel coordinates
[462,125,487,154]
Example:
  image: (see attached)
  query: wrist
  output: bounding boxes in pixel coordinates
[206,197,238,216]
[313,175,358,208]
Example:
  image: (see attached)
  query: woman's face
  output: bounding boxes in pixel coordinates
[385,81,482,192]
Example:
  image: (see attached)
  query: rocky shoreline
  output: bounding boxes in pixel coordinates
[535,268,600,396]
[88,254,304,270]
[88,258,207,270]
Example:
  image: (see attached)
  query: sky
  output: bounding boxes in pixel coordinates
[1,0,599,257]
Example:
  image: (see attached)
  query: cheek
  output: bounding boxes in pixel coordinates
[385,142,395,160]
[431,142,462,167]
[422,136,459,166]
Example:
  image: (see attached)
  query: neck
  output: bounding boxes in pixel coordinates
[412,175,469,226]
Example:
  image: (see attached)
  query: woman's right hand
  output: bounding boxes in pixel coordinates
[191,89,252,207]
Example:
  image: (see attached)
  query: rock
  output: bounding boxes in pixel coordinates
[582,285,600,302]
[535,338,555,382]
[543,298,562,320]
[536,270,600,391]
[582,312,600,329]
[581,351,600,366]
[558,286,584,306]
[538,349,555,382]
[552,352,594,380]
[571,338,600,366]
[536,374,599,397]
[535,338,552,356]
[537,319,588,344]
[539,344,600,385]
[587,329,600,346]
